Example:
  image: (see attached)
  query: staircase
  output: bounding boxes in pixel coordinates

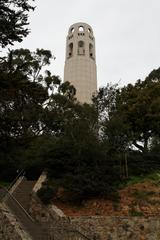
[1,177,50,240]
[12,178,35,212]
[0,177,92,240]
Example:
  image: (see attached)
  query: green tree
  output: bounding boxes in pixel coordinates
[0,49,54,140]
[0,0,34,47]
[116,79,160,153]
[27,102,119,201]
[0,48,76,180]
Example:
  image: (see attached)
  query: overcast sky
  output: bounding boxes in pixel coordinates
[13,0,160,88]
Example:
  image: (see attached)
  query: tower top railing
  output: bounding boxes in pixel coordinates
[68,22,94,36]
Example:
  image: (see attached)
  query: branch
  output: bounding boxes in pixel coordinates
[133,140,144,152]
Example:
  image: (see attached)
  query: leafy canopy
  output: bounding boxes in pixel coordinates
[0,0,34,47]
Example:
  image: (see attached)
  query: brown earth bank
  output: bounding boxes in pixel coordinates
[53,181,160,217]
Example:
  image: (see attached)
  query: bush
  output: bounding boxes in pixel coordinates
[37,186,57,204]
[47,137,120,202]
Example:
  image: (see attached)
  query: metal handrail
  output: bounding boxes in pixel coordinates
[7,169,25,192]
[2,177,23,202]
[1,186,35,222]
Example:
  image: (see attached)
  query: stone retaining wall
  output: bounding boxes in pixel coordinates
[29,192,160,240]
[70,216,160,240]
[0,203,31,240]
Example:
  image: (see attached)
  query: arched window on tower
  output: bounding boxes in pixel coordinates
[79,26,84,32]
[68,43,73,58]
[71,27,74,33]
[78,41,85,55]
[89,43,94,59]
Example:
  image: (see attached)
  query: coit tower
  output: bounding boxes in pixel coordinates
[64,22,97,103]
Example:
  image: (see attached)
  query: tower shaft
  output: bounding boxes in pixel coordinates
[64,22,97,104]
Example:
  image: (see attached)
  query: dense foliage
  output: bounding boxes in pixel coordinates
[0,0,34,47]
[0,0,160,202]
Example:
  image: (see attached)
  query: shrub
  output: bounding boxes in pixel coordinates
[37,186,57,204]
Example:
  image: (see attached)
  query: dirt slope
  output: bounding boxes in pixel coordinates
[53,181,160,217]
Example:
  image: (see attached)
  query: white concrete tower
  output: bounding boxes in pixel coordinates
[64,22,97,103]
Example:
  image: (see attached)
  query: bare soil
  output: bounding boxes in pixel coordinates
[53,181,160,217]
